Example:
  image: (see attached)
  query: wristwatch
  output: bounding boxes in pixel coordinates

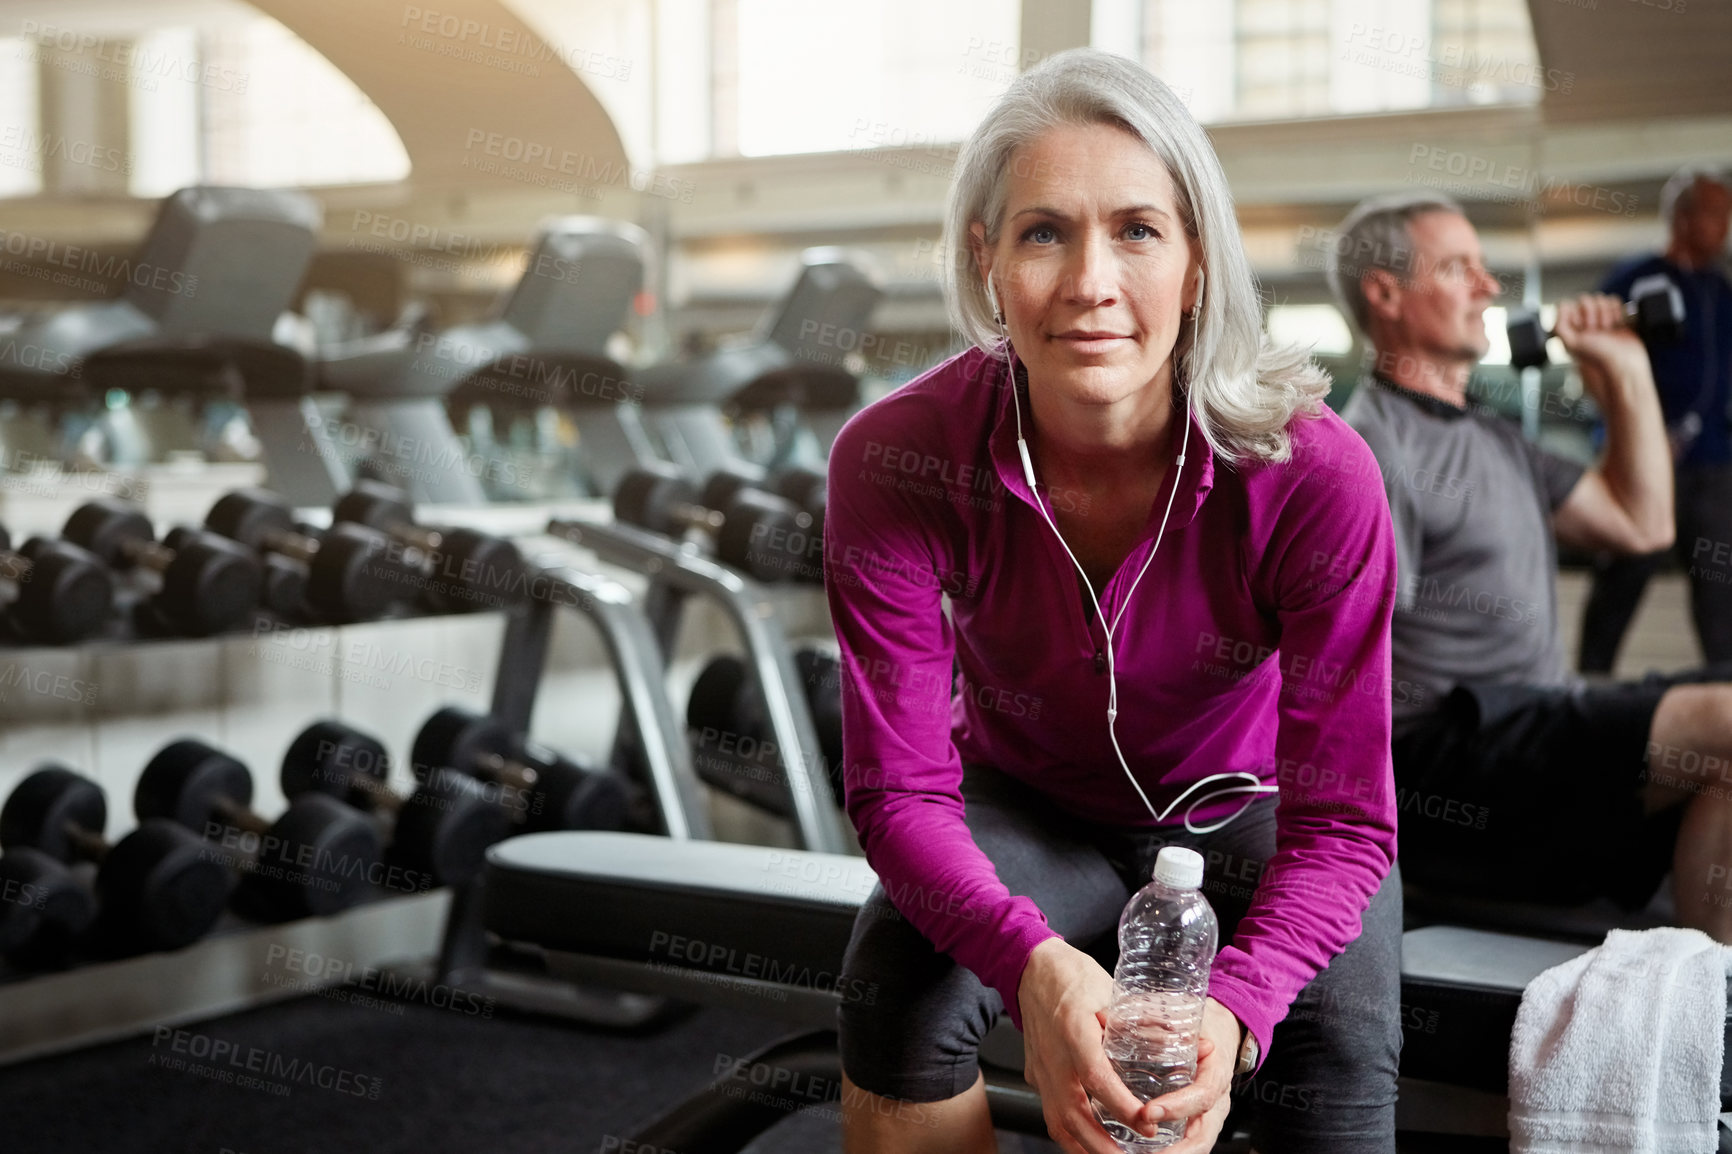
[1235,1026,1260,1076]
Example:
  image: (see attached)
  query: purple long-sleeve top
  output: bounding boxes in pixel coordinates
[822,346,1399,1064]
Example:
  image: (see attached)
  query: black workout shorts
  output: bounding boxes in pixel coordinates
[1391,663,1732,907]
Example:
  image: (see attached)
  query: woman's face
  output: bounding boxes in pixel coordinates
[973,122,1200,413]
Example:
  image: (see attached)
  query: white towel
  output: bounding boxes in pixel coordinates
[1509,927,1730,1154]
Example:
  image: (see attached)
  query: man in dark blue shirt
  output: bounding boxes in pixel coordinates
[1579,168,1732,669]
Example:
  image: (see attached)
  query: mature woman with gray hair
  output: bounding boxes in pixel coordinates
[823,48,1401,1154]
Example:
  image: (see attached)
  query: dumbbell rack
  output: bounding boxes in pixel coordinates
[545,517,851,855]
[0,595,488,1066]
[0,889,450,1066]
[416,561,717,1020]
[0,536,720,1060]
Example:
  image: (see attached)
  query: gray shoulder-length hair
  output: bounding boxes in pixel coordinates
[944,48,1329,465]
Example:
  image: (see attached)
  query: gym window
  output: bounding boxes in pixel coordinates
[1105,0,1543,123]
[0,14,410,201]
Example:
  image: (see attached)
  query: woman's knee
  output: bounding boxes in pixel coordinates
[838,892,1001,1103]
[837,962,1000,1102]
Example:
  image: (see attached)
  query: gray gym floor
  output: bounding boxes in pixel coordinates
[0,983,1496,1153]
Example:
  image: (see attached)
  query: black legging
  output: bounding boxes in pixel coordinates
[837,766,1402,1154]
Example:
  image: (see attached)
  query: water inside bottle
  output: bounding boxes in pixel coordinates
[1089,990,1203,1151]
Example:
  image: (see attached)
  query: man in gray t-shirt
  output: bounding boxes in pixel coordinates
[1327,193,1732,940]
[1341,379,1585,737]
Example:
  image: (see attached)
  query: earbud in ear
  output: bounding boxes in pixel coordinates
[986,277,1005,327]
[1190,269,1205,320]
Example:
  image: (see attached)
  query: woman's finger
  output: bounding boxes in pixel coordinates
[1138,1042,1233,1127]
[1140,1073,1224,1126]
[1162,1092,1234,1154]
[1055,1081,1144,1154]
[1076,1048,1149,1132]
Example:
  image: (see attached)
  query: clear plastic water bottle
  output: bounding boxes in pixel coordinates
[1090,846,1218,1151]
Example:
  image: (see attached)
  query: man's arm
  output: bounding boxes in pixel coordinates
[1550,293,1675,554]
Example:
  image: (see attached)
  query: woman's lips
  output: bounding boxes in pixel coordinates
[1053,331,1129,354]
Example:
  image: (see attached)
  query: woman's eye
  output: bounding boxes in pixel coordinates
[1023,224,1057,244]
[1125,223,1158,241]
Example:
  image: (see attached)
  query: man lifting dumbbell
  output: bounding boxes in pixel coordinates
[1578,168,1732,670]
[0,765,230,953]
[280,719,511,887]
[0,524,114,645]
[1332,190,1732,940]
[1504,275,1685,374]
[62,498,262,637]
[410,706,631,833]
[133,738,383,920]
[613,461,819,582]
[329,480,528,613]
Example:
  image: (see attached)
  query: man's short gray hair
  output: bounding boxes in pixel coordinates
[1325,191,1465,336]
[1659,165,1728,226]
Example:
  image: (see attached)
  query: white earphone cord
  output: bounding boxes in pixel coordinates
[1003,289,1276,835]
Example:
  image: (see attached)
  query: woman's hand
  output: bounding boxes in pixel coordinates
[1018,937,1242,1154]
[1142,997,1241,1153]
[1018,937,1148,1154]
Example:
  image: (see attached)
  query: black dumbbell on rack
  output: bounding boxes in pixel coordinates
[61,498,263,637]
[0,765,230,952]
[203,488,410,624]
[700,461,827,539]
[686,644,845,808]
[164,524,304,624]
[0,847,96,964]
[613,461,819,583]
[766,464,827,580]
[280,720,512,887]
[766,464,828,521]
[134,738,383,920]
[410,707,631,834]
[0,524,114,645]
[330,480,529,614]
[1507,274,1686,371]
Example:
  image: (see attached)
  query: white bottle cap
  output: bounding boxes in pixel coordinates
[1153,846,1204,890]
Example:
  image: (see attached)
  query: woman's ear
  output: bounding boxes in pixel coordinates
[969,221,994,294]
[1184,266,1206,317]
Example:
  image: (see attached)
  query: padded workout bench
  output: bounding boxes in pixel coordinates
[485,833,1732,1151]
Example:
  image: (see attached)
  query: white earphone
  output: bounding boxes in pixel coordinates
[1005,262,1276,833]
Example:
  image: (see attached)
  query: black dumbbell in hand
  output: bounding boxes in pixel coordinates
[62,499,262,636]
[134,738,382,920]
[411,707,630,834]
[0,523,114,644]
[331,481,528,613]
[281,720,511,888]
[0,765,230,952]
[1508,274,1686,370]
